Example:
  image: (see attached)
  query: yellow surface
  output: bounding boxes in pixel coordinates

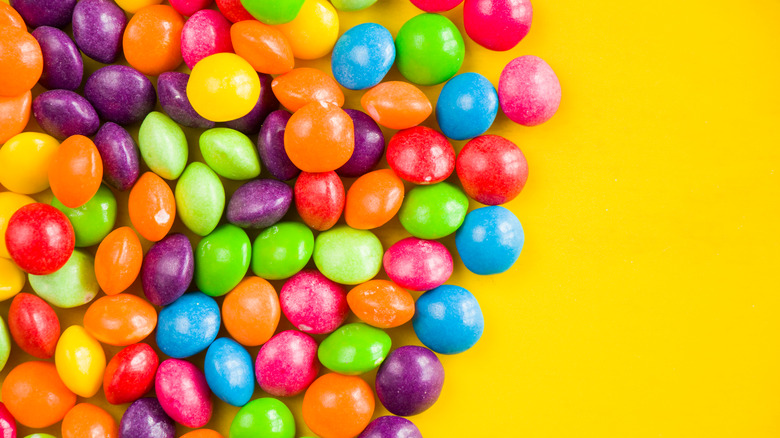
[2,0,780,437]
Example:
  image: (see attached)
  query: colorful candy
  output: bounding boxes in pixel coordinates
[155,358,213,428]
[0,192,34,259]
[0,259,25,301]
[138,111,188,180]
[141,233,194,306]
[241,0,304,24]
[128,172,176,242]
[55,325,106,397]
[280,270,348,334]
[456,134,528,204]
[85,65,156,125]
[330,0,377,11]
[0,132,58,194]
[222,277,280,346]
[463,0,532,51]
[498,55,562,126]
[227,179,292,228]
[274,0,338,60]
[32,90,99,140]
[0,2,25,29]
[413,284,484,354]
[313,226,383,284]
[225,73,279,134]
[395,13,464,85]
[294,171,345,231]
[361,81,432,130]
[398,182,469,239]
[181,9,234,69]
[383,237,453,291]
[195,224,251,296]
[257,110,299,180]
[61,403,119,438]
[83,294,157,346]
[272,67,344,112]
[0,317,9,372]
[169,0,212,16]
[181,430,224,438]
[103,343,159,405]
[0,27,42,97]
[204,338,254,406]
[0,402,15,438]
[157,72,215,129]
[318,323,391,375]
[375,345,444,415]
[156,292,220,358]
[48,134,103,208]
[387,126,455,184]
[302,373,374,438]
[254,330,319,396]
[216,0,254,22]
[336,109,385,177]
[1,361,76,428]
[456,205,524,274]
[6,203,74,275]
[359,417,422,438]
[409,0,463,11]
[31,26,83,90]
[119,398,175,438]
[175,162,225,236]
[284,101,355,172]
[229,398,295,438]
[251,222,314,279]
[52,184,117,247]
[29,250,99,307]
[0,91,31,144]
[436,72,498,140]
[331,23,394,90]
[72,0,127,64]
[345,169,405,229]
[94,122,141,191]
[113,0,162,13]
[347,280,415,329]
[187,52,261,122]
[230,20,294,74]
[94,227,143,295]
[200,128,261,180]
[7,293,60,358]
[123,5,184,76]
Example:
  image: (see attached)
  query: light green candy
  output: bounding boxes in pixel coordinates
[52,184,117,247]
[0,316,10,372]
[24,435,58,438]
[200,128,261,180]
[313,226,382,285]
[318,322,391,375]
[29,250,99,308]
[175,162,225,236]
[196,224,251,297]
[252,222,314,280]
[330,0,377,11]
[139,111,188,180]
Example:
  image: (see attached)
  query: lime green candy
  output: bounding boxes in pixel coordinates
[24,435,57,438]
[200,128,261,180]
[0,316,10,372]
[29,250,99,308]
[318,322,391,375]
[51,184,117,247]
[251,222,313,280]
[176,162,225,236]
[399,182,468,239]
[196,224,251,297]
[240,0,304,24]
[139,111,188,180]
[331,0,377,11]
[313,226,382,285]
[395,13,465,86]
[230,397,295,438]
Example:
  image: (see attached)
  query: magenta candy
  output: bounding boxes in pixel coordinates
[498,55,561,126]
[120,398,175,438]
[32,90,100,140]
[227,179,293,229]
[255,330,320,397]
[409,0,462,11]
[280,270,349,334]
[157,72,215,129]
[383,237,453,291]
[31,26,83,91]
[181,9,234,69]
[335,109,385,178]
[375,345,444,416]
[94,122,141,191]
[463,0,532,51]
[141,233,194,306]
[0,402,15,438]
[170,0,213,16]
[85,65,157,126]
[359,416,423,438]
[225,73,279,135]
[72,0,127,64]
[10,0,75,28]
[155,358,213,428]
[257,110,300,181]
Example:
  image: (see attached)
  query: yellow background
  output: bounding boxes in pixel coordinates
[2,0,780,437]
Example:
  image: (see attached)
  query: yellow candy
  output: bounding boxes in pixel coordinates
[0,258,25,301]
[55,325,106,398]
[187,53,262,122]
[275,0,339,60]
[114,0,162,13]
[0,192,35,258]
[0,132,59,194]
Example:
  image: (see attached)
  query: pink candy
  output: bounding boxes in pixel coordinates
[155,359,213,428]
[383,237,453,291]
[169,0,213,16]
[280,269,349,334]
[498,55,561,126]
[255,330,320,397]
[463,0,533,51]
[410,0,463,12]
[180,9,233,69]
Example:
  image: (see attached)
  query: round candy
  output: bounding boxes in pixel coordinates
[331,23,394,90]
[330,0,376,10]
[230,398,295,438]
[456,205,524,274]
[94,227,143,295]
[7,293,60,359]
[195,224,251,297]
[499,55,562,126]
[61,403,118,438]
[85,65,156,125]
[204,338,254,406]
[375,345,444,416]
[413,284,484,354]
[157,72,215,129]
[241,0,303,24]
[128,172,176,242]
[94,122,141,191]
[216,0,254,22]
[123,5,184,76]
[395,13,464,85]
[436,72,498,140]
[169,0,212,16]
[347,280,415,329]
[294,171,345,231]
[0,91,31,145]
[358,416,422,438]
[119,398,175,438]
[156,292,220,358]
[344,169,405,229]
[29,250,98,308]
[272,67,344,112]
[181,9,233,69]
[409,0,462,11]
[187,52,261,122]
[227,179,292,229]
[0,192,34,259]
[361,81,432,130]
[32,90,99,140]
[280,270,348,334]
[138,111,188,180]
[6,203,74,275]
[175,162,225,236]
[141,233,194,306]
[0,259,26,302]
[222,277,280,346]
[48,134,102,208]
[0,133,58,194]
[336,109,384,177]
[0,28,42,98]
[231,20,294,74]
[302,373,374,438]
[10,0,74,27]
[72,0,127,64]
[313,226,383,285]
[456,134,528,204]
[387,126,455,184]
[251,222,314,280]
[1,361,76,428]
[52,184,117,247]
[0,318,9,372]
[31,26,83,90]
[0,402,15,438]
[255,330,319,396]
[275,0,338,60]
[155,359,212,428]
[0,2,25,29]
[83,294,157,346]
[318,323,391,375]
[200,128,261,180]
[463,0,532,51]
[181,430,224,438]
[257,110,299,180]
[55,325,106,398]
[284,101,355,172]
[103,343,159,405]
[383,237,453,291]
[225,73,279,134]
[398,182,468,239]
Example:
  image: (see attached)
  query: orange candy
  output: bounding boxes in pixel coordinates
[345,169,405,229]
[123,5,184,76]
[347,280,415,328]
[361,81,432,130]
[83,294,157,346]
[284,101,354,172]
[230,20,294,74]
[271,67,344,112]
[0,3,25,30]
[62,403,119,438]
[302,373,375,438]
[0,27,43,98]
[222,277,281,346]
[128,172,176,242]
[0,361,77,428]
[0,90,31,144]
[49,135,103,209]
[94,227,144,295]
[181,430,225,438]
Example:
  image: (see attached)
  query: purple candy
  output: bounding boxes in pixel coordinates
[10,0,76,28]
[120,398,176,438]
[142,233,194,306]
[227,179,293,229]
[32,90,100,140]
[359,416,423,438]
[257,110,300,181]
[94,122,141,191]
[375,345,445,416]
[336,109,385,177]
[224,73,279,135]
[72,0,127,64]
[85,65,157,126]
[157,72,215,129]
[31,26,83,91]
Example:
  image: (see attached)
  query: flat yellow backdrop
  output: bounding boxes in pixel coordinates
[2,0,780,437]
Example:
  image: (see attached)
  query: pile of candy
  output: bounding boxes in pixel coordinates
[0,0,561,436]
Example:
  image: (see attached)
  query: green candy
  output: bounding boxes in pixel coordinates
[138,111,188,180]
[330,0,377,11]
[251,222,313,280]
[200,128,261,180]
[318,322,391,375]
[230,397,295,438]
[196,224,251,297]
[313,226,382,285]
[51,184,117,247]
[395,13,465,86]
[399,182,468,239]
[24,435,58,438]
[0,316,10,372]
[29,250,99,308]
[175,162,225,236]
[240,0,304,25]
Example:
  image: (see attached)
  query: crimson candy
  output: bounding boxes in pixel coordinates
[0,403,14,438]
[170,0,213,16]
[375,345,444,416]
[85,65,157,125]
[409,0,462,11]
[141,233,194,306]
[383,237,453,291]
[120,398,175,438]
[227,179,293,229]
[463,0,532,51]
[255,330,320,397]
[225,73,279,135]
[7,293,60,359]
[215,0,254,22]
[104,343,159,405]
[31,26,83,91]
[10,0,76,28]
[157,72,215,129]
[294,171,345,231]
[94,122,141,191]
[72,0,127,64]
[257,109,300,181]
[5,203,75,275]
[181,9,234,69]
[456,134,529,205]
[336,109,385,178]
[359,417,423,438]
[32,90,100,140]
[280,269,349,334]
[387,126,455,184]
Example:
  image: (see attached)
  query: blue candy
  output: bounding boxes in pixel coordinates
[435,72,499,140]
[455,206,524,275]
[331,23,395,90]
[412,285,484,355]
[156,292,220,358]
[204,338,255,407]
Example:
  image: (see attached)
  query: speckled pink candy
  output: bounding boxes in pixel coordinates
[255,330,320,397]
[280,270,349,334]
[155,359,213,428]
[180,9,233,69]
[383,237,453,291]
[498,55,561,126]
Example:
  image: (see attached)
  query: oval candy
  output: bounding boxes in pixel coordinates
[204,338,254,407]
[318,322,391,375]
[155,358,213,428]
[195,224,251,297]
[103,343,159,405]
[83,294,157,346]
[55,325,106,398]
[176,162,225,237]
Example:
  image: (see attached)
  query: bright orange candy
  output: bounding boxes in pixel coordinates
[222,277,281,347]
[0,361,77,428]
[123,5,184,76]
[361,81,432,130]
[230,20,294,75]
[0,3,26,30]
[345,169,405,229]
[271,67,344,112]
[347,279,415,328]
[61,403,119,438]
[181,430,225,438]
[128,172,176,242]
[0,90,31,144]
[83,294,157,346]
[0,27,42,98]
[284,101,354,172]
[302,373,375,438]
[48,135,103,209]
[95,227,143,295]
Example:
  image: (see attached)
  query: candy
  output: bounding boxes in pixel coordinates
[313,226,383,284]
[331,23,394,90]
[0,403,15,438]
[6,203,74,275]
[272,67,344,112]
[156,292,220,358]
[181,430,224,438]
[103,343,159,405]
[230,20,294,74]
[85,65,156,125]
[200,128,261,180]
[31,26,83,90]
[318,323,391,375]
[222,277,280,346]
[456,205,524,274]
[175,162,225,236]
[32,90,99,140]
[0,192,34,258]
[229,398,295,438]
[254,330,319,396]
[1,361,76,428]
[61,403,119,438]
[119,398,175,438]
[52,184,117,247]
[499,55,562,126]
[358,416,423,438]
[155,359,213,428]
[227,179,292,228]
[294,171,345,231]
[395,13,465,85]
[284,101,355,172]
[0,2,25,29]
[138,111,188,180]
[10,0,73,26]
[456,134,528,204]
[347,280,415,329]
[410,0,462,11]
[251,222,314,280]
[93,227,142,295]
[48,135,102,208]
[187,52,260,122]
[398,182,468,239]
[29,250,98,307]
[413,284,484,354]
[204,338,254,406]
[302,373,374,438]
[241,0,304,24]
[83,294,157,346]
[55,325,106,397]
[128,172,176,242]
[7,293,60,358]
[330,0,377,11]
[383,237,453,291]
[0,133,58,194]
[336,109,384,177]
[375,346,444,415]
[141,233,194,306]
[157,72,215,129]
[0,259,26,301]
[72,0,127,64]
[181,9,234,69]
[216,0,253,22]
[361,81,432,130]
[280,270,348,334]
[436,72,499,140]
[195,224,251,297]
[123,5,184,76]
[0,91,31,144]
[463,0,532,51]
[387,126,455,184]
[0,317,9,372]
[345,169,405,229]
[225,73,279,134]
[257,110,299,180]
[275,0,338,60]
[170,0,213,17]
[94,123,140,191]
[0,28,42,97]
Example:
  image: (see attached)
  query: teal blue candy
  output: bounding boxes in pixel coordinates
[196,224,251,297]
[313,226,382,285]
[51,184,117,247]
[318,322,391,375]
[330,0,377,11]
[251,222,314,280]
[200,128,261,180]
[29,250,99,308]
[138,111,188,180]
[0,316,10,372]
[175,162,225,236]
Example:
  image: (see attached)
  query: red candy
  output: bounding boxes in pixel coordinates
[103,343,159,405]
[387,126,455,184]
[215,0,254,23]
[0,402,15,438]
[169,0,213,16]
[410,0,463,12]
[463,0,533,51]
[5,203,75,275]
[294,171,345,231]
[8,293,61,359]
[456,134,529,205]
[345,169,405,229]
[180,9,234,69]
